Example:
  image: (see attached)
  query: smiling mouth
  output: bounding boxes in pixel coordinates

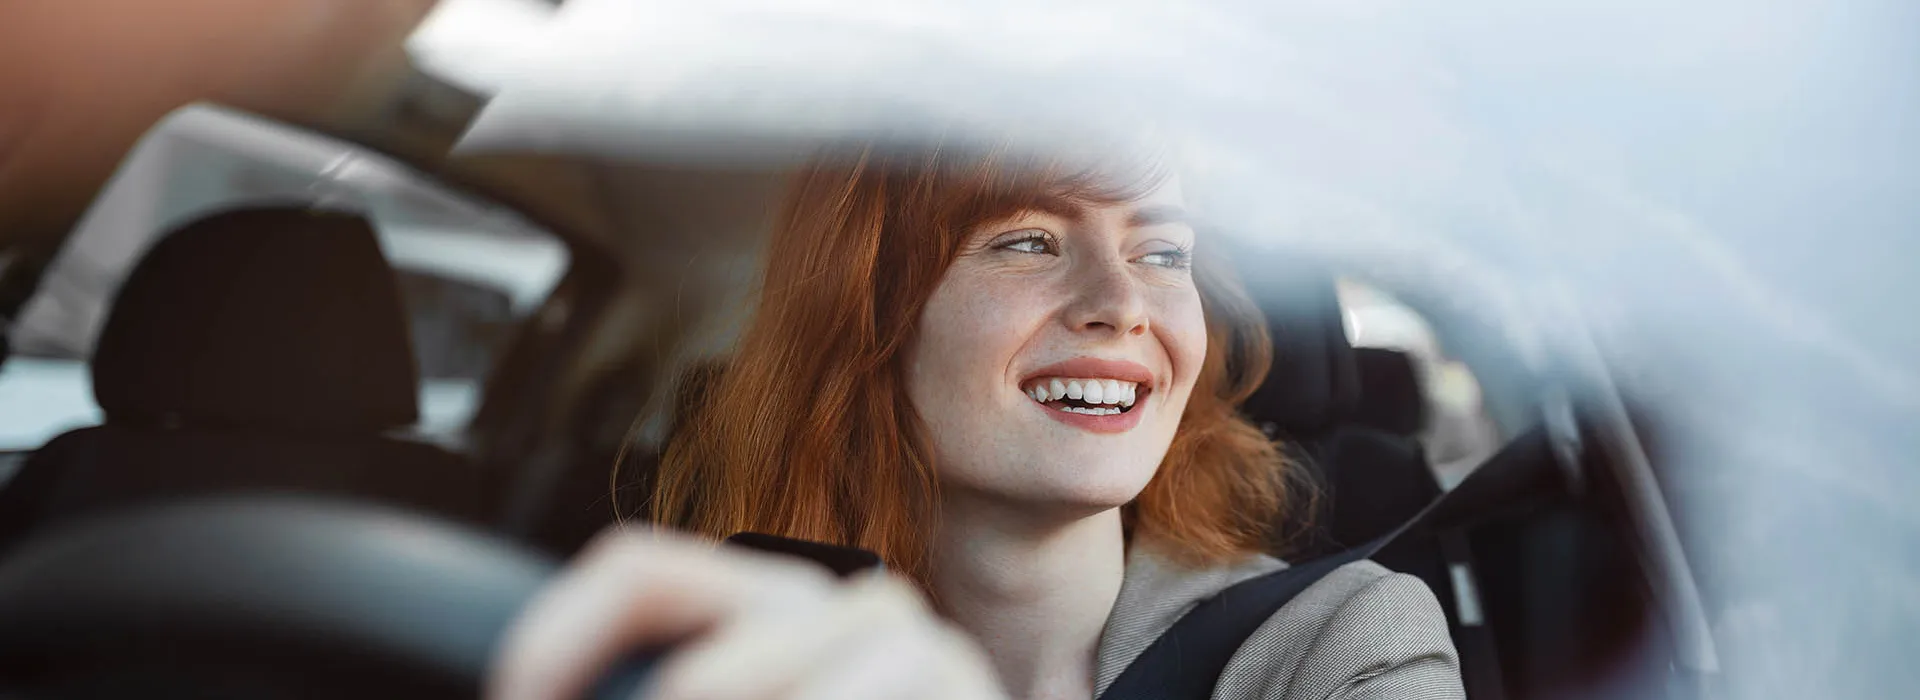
[1021,377,1147,416]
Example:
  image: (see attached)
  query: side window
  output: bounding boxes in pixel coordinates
[0,105,568,452]
[397,270,516,382]
[1336,278,1502,488]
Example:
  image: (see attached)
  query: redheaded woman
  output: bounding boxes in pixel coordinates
[490,149,1462,700]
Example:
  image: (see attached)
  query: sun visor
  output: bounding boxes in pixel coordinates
[406,0,559,97]
[432,0,1184,167]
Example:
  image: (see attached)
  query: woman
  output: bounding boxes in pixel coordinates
[488,148,1463,700]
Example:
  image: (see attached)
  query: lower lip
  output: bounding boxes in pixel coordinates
[1028,394,1147,434]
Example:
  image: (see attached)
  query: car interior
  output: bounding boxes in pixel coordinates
[0,101,1717,699]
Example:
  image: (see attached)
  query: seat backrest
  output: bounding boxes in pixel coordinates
[1322,347,1440,552]
[0,207,488,550]
[513,356,728,557]
[1234,265,1442,555]
[1240,265,1360,441]
[1350,347,1427,437]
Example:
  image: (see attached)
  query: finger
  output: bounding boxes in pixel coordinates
[782,624,924,700]
[921,626,1012,700]
[486,527,835,700]
[786,619,1009,700]
[644,574,926,700]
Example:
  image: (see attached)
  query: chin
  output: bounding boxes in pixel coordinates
[941,458,1157,518]
[1018,458,1160,514]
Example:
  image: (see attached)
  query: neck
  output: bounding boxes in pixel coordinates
[930,491,1128,700]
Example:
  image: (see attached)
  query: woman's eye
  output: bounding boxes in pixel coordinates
[995,232,1058,255]
[1137,248,1194,270]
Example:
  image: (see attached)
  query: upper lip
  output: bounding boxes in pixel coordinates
[1020,357,1156,390]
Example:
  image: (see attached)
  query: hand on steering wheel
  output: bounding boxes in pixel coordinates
[487,528,1008,700]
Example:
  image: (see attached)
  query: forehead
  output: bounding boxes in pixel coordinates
[1137,175,1186,209]
[1021,175,1188,226]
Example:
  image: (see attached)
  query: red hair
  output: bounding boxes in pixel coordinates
[647,147,1293,586]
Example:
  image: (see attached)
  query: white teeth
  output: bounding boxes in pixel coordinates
[1059,405,1122,416]
[1024,377,1144,408]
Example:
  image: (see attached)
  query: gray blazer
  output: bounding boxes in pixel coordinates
[1095,542,1465,700]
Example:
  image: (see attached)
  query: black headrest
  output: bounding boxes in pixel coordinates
[1240,265,1360,437]
[91,207,421,434]
[1351,348,1427,436]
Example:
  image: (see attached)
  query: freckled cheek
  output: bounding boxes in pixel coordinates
[916,275,1046,394]
[1154,293,1209,390]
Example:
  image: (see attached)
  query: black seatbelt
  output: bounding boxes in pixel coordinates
[1098,426,1572,700]
[1097,485,1453,700]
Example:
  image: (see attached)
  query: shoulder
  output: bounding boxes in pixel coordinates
[1097,543,1288,695]
[1217,560,1464,700]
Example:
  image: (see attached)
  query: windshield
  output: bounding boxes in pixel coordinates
[0,2,1911,698]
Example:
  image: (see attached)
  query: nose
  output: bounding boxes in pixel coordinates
[1061,256,1150,338]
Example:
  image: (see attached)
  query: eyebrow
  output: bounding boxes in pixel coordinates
[1025,195,1088,222]
[1128,204,1189,228]
[1023,196,1190,229]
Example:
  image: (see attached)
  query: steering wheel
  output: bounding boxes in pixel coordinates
[0,496,656,700]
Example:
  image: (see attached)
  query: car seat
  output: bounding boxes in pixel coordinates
[1237,265,1443,557]
[0,207,491,553]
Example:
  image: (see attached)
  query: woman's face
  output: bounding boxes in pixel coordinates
[904,179,1206,515]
